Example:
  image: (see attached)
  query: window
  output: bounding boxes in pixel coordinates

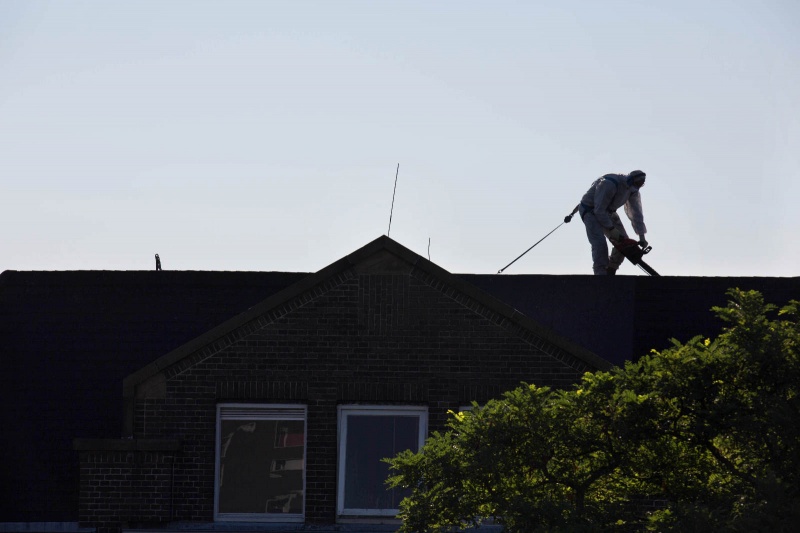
[337,405,428,517]
[215,404,306,521]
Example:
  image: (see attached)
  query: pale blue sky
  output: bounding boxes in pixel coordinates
[2,0,798,276]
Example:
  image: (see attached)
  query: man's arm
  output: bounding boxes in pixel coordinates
[624,191,647,236]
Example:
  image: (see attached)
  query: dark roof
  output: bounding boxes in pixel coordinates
[460,274,800,366]
[1,235,798,521]
[0,269,307,521]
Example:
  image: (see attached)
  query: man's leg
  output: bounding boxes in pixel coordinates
[583,213,609,275]
[607,213,629,274]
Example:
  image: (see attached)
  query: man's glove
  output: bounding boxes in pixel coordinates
[608,228,623,241]
[564,214,573,223]
[638,236,648,248]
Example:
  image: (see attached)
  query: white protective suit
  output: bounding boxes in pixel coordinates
[579,173,647,275]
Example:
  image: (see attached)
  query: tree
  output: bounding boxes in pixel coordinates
[625,289,800,530]
[386,289,800,532]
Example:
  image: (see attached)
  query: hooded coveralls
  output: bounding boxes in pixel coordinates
[579,174,647,275]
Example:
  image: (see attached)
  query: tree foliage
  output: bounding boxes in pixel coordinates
[386,289,800,532]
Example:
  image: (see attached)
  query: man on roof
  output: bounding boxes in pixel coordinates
[570,170,648,275]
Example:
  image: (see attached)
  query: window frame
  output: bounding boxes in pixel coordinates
[214,403,307,522]
[336,405,428,518]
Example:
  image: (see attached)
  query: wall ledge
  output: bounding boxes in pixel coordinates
[72,438,181,452]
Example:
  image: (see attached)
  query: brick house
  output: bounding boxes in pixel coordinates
[2,235,798,532]
[72,236,608,531]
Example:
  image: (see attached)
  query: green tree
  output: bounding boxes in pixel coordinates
[387,289,800,532]
[624,289,800,530]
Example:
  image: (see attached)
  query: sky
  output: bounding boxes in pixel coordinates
[1,0,798,277]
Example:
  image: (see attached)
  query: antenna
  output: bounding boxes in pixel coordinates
[387,163,399,236]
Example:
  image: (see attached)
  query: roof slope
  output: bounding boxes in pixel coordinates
[0,269,307,521]
[462,274,800,365]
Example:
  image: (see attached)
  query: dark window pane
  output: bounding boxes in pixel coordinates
[219,419,304,514]
[344,415,420,510]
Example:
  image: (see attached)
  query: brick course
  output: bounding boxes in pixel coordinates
[74,444,178,533]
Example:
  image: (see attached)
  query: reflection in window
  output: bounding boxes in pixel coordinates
[337,406,427,516]
[216,405,305,521]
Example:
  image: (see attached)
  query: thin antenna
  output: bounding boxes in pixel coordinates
[388,163,399,236]
[428,237,431,260]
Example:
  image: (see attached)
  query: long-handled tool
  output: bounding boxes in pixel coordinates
[497,206,580,273]
[498,204,661,276]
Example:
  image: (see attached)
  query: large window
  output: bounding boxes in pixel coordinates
[337,405,427,517]
[215,404,306,521]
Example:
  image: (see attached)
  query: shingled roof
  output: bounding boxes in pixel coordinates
[460,273,800,368]
[0,269,307,521]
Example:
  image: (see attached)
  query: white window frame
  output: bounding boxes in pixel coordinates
[336,405,428,517]
[214,403,307,522]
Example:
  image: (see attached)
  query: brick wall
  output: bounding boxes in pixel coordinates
[80,269,592,531]
[74,441,179,533]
